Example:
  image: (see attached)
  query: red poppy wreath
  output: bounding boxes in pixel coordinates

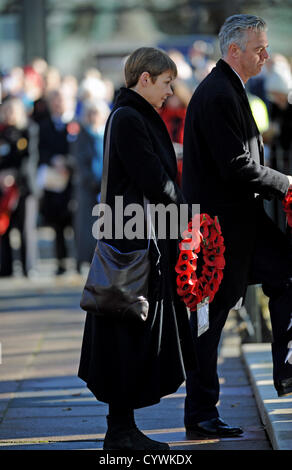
[282,187,292,229]
[175,213,225,310]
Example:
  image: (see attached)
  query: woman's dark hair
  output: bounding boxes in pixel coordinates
[124,47,177,88]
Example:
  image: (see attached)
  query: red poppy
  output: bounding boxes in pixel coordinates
[177,271,192,286]
[207,244,225,257]
[201,264,215,276]
[208,227,219,244]
[190,270,198,282]
[200,223,209,239]
[177,250,196,263]
[203,253,225,269]
[175,261,191,275]
[177,281,194,296]
[186,289,203,309]
[177,271,198,296]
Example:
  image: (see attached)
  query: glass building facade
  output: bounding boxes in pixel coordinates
[0,0,291,80]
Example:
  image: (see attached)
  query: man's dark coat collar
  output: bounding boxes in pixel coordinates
[216,58,247,97]
[216,58,259,129]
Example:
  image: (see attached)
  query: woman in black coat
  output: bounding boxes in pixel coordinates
[78,48,196,450]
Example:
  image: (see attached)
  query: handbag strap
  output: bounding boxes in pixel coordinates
[100,107,121,205]
[100,107,156,244]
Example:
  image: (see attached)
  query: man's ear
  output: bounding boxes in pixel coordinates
[139,71,151,87]
[229,43,240,59]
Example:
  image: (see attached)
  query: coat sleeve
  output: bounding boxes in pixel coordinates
[203,93,289,200]
[111,108,186,206]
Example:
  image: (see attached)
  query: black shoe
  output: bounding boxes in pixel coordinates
[103,416,169,450]
[277,377,292,397]
[185,417,243,437]
[55,266,66,276]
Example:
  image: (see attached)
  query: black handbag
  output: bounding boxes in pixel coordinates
[80,108,158,322]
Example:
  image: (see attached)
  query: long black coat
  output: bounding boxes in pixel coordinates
[182,59,290,310]
[78,88,196,409]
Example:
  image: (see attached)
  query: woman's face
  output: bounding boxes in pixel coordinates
[143,70,175,109]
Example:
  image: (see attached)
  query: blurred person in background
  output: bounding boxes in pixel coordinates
[264,68,292,174]
[32,65,62,125]
[263,66,292,229]
[248,53,292,107]
[37,89,76,275]
[71,99,110,274]
[22,66,44,115]
[61,74,79,122]
[248,91,269,136]
[30,57,48,79]
[75,68,109,120]
[2,64,45,119]
[168,49,197,91]
[159,80,192,186]
[193,59,216,85]
[1,66,25,101]
[44,66,62,94]
[189,39,209,70]
[0,96,39,277]
[188,39,214,88]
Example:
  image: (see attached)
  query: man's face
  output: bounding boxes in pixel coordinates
[237,29,269,81]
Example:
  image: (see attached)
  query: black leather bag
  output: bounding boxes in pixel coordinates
[80,108,157,322]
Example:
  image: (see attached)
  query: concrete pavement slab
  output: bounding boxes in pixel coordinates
[241,343,292,450]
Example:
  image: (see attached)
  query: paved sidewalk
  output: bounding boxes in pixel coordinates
[0,274,271,451]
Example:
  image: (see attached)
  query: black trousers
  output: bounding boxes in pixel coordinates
[185,207,292,424]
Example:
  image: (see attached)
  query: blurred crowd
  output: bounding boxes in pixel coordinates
[0,40,292,278]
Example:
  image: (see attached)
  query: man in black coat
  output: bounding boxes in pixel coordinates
[182,14,292,437]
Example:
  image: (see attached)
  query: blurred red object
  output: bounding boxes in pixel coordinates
[159,107,186,144]
[282,188,292,228]
[23,65,44,89]
[0,183,19,235]
[160,107,186,186]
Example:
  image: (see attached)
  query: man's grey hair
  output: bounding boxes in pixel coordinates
[219,14,267,57]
